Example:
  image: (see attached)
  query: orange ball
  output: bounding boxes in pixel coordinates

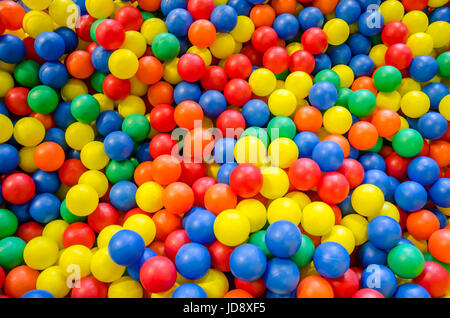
[312,0,339,14]
[162,182,195,215]
[348,121,379,150]
[136,56,163,85]
[428,229,450,263]
[149,240,166,256]
[66,51,95,79]
[151,155,182,186]
[331,204,342,225]
[323,134,351,158]
[271,0,297,15]
[294,106,323,133]
[204,183,237,215]
[429,141,450,168]
[152,209,182,241]
[138,0,161,12]
[33,142,65,172]
[4,266,39,298]
[0,1,25,30]
[174,101,204,130]
[250,5,276,27]
[184,128,215,161]
[147,81,174,107]
[296,276,335,298]
[371,109,401,137]
[406,210,440,241]
[134,161,153,186]
[224,289,254,298]
[352,76,378,96]
[29,112,54,131]
[188,20,216,49]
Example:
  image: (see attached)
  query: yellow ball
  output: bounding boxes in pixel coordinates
[78,170,109,198]
[66,184,99,217]
[286,42,303,55]
[121,31,147,58]
[233,39,243,54]
[332,64,354,88]
[426,21,450,48]
[285,71,313,99]
[59,245,92,278]
[369,201,400,222]
[49,0,79,27]
[61,79,89,101]
[123,214,156,246]
[213,209,251,247]
[130,76,149,97]
[86,0,114,19]
[209,33,236,59]
[0,62,15,74]
[206,163,221,179]
[380,0,405,23]
[65,122,95,151]
[90,248,126,283]
[301,202,335,236]
[341,214,369,246]
[43,220,69,249]
[80,141,110,170]
[437,205,450,216]
[187,47,212,67]
[439,94,450,120]
[402,10,429,35]
[249,68,277,97]
[163,57,182,85]
[22,11,54,38]
[369,44,388,68]
[230,16,255,43]
[36,266,71,298]
[118,95,146,117]
[141,18,168,45]
[135,182,164,213]
[109,49,139,80]
[398,78,421,96]
[407,32,434,57]
[268,137,299,169]
[268,89,297,117]
[151,284,179,298]
[13,117,45,147]
[403,233,428,254]
[351,184,385,217]
[236,199,267,233]
[267,197,302,226]
[23,236,59,270]
[23,0,52,10]
[0,114,13,143]
[428,0,449,7]
[323,106,353,134]
[97,225,122,249]
[285,191,311,210]
[321,225,356,254]
[93,93,114,112]
[259,166,290,200]
[18,146,38,173]
[194,269,229,298]
[108,277,143,298]
[376,91,401,111]
[323,18,350,45]
[400,90,430,118]
[234,136,267,166]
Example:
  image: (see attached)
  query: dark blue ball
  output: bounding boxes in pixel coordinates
[96,111,123,137]
[337,194,356,216]
[298,7,324,31]
[34,32,66,61]
[32,170,60,194]
[185,208,216,244]
[367,215,402,250]
[29,193,61,224]
[22,289,54,298]
[199,90,227,118]
[44,127,68,151]
[407,156,440,186]
[161,0,186,16]
[166,8,193,37]
[431,209,449,229]
[227,0,252,16]
[363,169,390,197]
[357,0,381,11]
[241,99,270,127]
[0,34,26,64]
[429,178,450,208]
[39,62,69,89]
[358,10,384,36]
[385,176,400,203]
[174,81,202,104]
[359,241,387,267]
[91,46,112,73]
[108,229,145,266]
[327,44,352,66]
[54,27,79,54]
[417,112,448,140]
[312,53,332,75]
[109,181,137,211]
[422,83,449,110]
[395,181,428,212]
[273,14,299,40]
[175,242,211,280]
[429,7,450,23]
[136,142,152,163]
[264,258,299,295]
[294,132,320,158]
[409,55,439,83]
[0,144,19,174]
[359,153,386,171]
[230,244,267,282]
[127,248,157,281]
[335,0,362,25]
[54,102,76,129]
[103,131,134,161]
[361,264,397,298]
[308,81,338,110]
[313,242,350,278]
[347,33,371,55]
[7,203,31,223]
[210,5,238,33]
[349,54,374,77]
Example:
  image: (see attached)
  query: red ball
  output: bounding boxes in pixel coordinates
[2,173,35,205]
[208,240,234,272]
[187,0,215,20]
[234,277,266,297]
[251,26,279,53]
[192,176,217,206]
[0,266,4,290]
[229,164,263,198]
[352,288,385,298]
[385,152,410,180]
[381,21,409,46]
[412,261,450,297]
[241,44,262,66]
[58,159,87,186]
[216,109,246,138]
[5,87,31,116]
[223,78,252,107]
[263,46,290,74]
[149,133,178,158]
[115,5,143,31]
[289,49,315,74]
[317,172,350,205]
[0,12,5,35]
[402,0,428,12]
[164,229,191,261]
[224,54,253,79]
[23,37,44,64]
[180,159,207,186]
[102,75,131,101]
[149,104,176,133]
[71,276,108,298]
[62,222,96,249]
[288,158,322,191]
[15,222,43,243]
[87,203,119,233]
[140,256,177,293]
[385,43,413,70]
[302,27,328,55]
[201,66,228,91]
[122,208,152,224]
[95,19,126,50]
[326,268,359,298]
[177,53,206,82]
[86,42,98,55]
[337,158,365,189]
[76,15,96,42]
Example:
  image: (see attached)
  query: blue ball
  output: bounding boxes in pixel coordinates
[313,242,350,278]
[348,145,359,160]
[367,216,402,250]
[349,54,374,77]
[54,102,76,129]
[394,283,431,298]
[7,203,31,223]
[127,248,158,281]
[175,242,211,280]
[230,244,267,282]
[429,7,450,23]
[358,10,384,36]
[172,283,208,298]
[103,131,134,161]
[308,81,338,110]
[29,193,61,224]
[210,5,238,33]
[67,149,80,160]
[0,187,3,206]
[266,290,296,298]
[312,53,332,75]
[298,7,324,31]
[185,208,216,244]
[182,206,203,229]
[242,99,270,127]
[347,33,371,55]
[385,176,400,203]
[431,209,449,229]
[357,0,381,10]
[361,264,397,298]
[39,62,69,89]
[0,102,8,116]
[429,178,450,208]
[136,142,152,163]
[91,46,112,73]
[227,0,252,16]
[327,44,352,66]
[409,55,439,82]
[109,181,137,211]
[217,163,238,185]
[32,170,60,194]
[34,32,66,61]
[44,128,68,151]
[395,181,428,212]
[359,153,386,171]
[363,169,390,197]
[160,0,186,16]
[166,9,193,37]
[407,156,440,186]
[213,138,236,164]
[422,83,449,110]
[312,141,344,172]
[264,258,299,295]
[73,0,88,15]
[417,112,448,140]
[359,241,387,267]
[199,90,227,118]
[0,144,19,174]
[108,229,145,266]
[338,194,356,216]
[177,36,189,56]
[294,132,320,158]
[54,27,79,54]
[265,221,302,258]
[273,14,299,40]
[0,34,26,64]
[174,81,202,104]
[96,111,123,137]
[335,0,362,25]
[22,289,55,298]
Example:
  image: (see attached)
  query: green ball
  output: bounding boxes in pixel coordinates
[348,89,377,117]
[27,85,59,114]
[60,200,87,224]
[91,71,107,93]
[240,127,269,148]
[365,137,383,153]
[314,69,341,91]
[122,114,150,142]
[373,66,402,92]
[370,34,382,46]
[267,116,296,141]
[387,244,425,279]
[71,94,101,123]
[0,209,18,239]
[106,159,135,183]
[275,68,289,79]
[141,12,155,21]
[424,252,450,274]
[336,88,353,107]
[248,231,273,259]
[290,234,315,268]
[392,128,423,158]
[14,60,40,87]
[0,236,26,270]
[90,19,106,44]
[152,33,180,61]
[437,51,450,78]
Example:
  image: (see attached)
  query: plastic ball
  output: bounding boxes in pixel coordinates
[429,178,450,208]
[367,216,402,250]
[308,81,338,111]
[65,184,98,217]
[313,242,350,279]
[312,141,344,172]
[172,283,207,298]
[229,244,266,282]
[264,258,299,295]
[265,220,302,258]
[301,202,335,236]
[351,184,384,217]
[175,242,211,280]
[213,209,250,247]
[0,35,26,64]
[140,256,177,293]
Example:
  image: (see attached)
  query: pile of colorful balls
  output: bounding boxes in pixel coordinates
[0,0,449,299]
